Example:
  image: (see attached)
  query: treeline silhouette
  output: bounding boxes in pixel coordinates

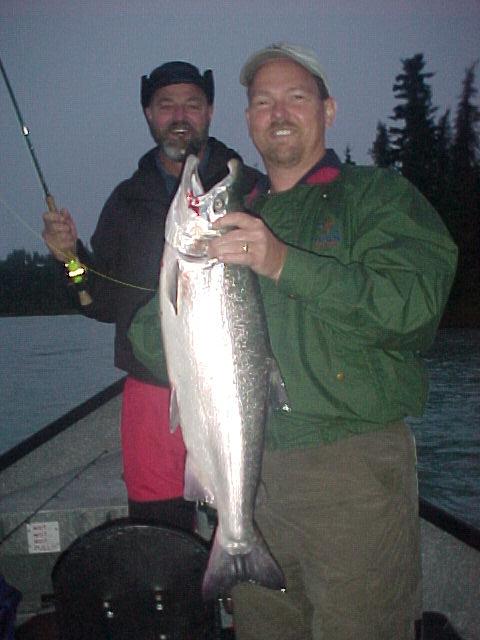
[370,54,479,327]
[0,250,75,315]
[1,53,479,325]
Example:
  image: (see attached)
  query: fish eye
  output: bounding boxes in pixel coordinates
[213,196,225,212]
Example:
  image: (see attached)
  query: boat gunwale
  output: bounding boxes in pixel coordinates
[0,377,125,472]
[419,496,480,551]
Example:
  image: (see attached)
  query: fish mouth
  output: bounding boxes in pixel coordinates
[165,155,242,255]
[175,217,220,259]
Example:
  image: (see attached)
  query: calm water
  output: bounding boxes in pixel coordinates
[408,329,480,529]
[0,317,479,528]
[0,315,122,452]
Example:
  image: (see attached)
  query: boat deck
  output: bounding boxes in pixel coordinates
[1,380,479,639]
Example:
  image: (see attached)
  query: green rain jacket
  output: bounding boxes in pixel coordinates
[128,153,457,450]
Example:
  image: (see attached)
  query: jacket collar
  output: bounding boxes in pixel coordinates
[246,148,341,206]
[154,142,213,197]
[131,138,241,202]
[301,149,342,186]
[138,137,240,182]
[134,138,262,206]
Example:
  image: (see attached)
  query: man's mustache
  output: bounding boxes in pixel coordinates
[166,121,195,135]
[268,120,298,134]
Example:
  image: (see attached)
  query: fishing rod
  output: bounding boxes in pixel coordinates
[0,54,91,305]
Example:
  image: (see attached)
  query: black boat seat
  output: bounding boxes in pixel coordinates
[51,519,217,640]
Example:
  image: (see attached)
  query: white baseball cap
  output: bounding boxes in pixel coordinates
[240,42,330,97]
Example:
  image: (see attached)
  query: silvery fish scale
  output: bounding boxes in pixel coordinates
[160,155,285,600]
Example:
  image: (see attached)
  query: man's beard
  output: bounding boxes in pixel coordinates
[262,144,302,169]
[259,122,302,169]
[149,120,209,161]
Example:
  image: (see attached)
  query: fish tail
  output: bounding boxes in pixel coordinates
[201,530,285,601]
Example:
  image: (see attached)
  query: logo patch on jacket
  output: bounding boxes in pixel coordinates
[315,216,341,250]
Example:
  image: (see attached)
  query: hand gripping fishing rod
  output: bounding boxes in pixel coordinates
[0,55,92,306]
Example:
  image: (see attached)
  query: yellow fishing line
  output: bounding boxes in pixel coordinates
[0,193,157,293]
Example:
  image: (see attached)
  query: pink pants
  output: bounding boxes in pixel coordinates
[121,376,186,501]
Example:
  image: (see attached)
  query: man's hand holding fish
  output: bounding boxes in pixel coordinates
[208,211,288,282]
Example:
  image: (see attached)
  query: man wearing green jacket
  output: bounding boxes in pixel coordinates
[128,43,457,640]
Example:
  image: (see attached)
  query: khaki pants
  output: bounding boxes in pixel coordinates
[232,422,421,640]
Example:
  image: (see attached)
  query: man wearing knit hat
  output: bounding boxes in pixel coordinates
[204,43,457,639]
[42,60,261,527]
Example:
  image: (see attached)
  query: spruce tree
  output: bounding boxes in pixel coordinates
[370,121,394,168]
[435,110,453,178]
[450,61,480,304]
[452,61,480,173]
[344,145,356,165]
[389,54,438,201]
[431,109,453,215]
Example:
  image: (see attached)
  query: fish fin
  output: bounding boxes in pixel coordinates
[165,255,180,315]
[255,480,268,508]
[201,528,285,601]
[169,388,180,432]
[184,455,215,504]
[268,358,290,412]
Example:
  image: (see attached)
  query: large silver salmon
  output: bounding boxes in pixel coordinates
[159,155,285,600]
